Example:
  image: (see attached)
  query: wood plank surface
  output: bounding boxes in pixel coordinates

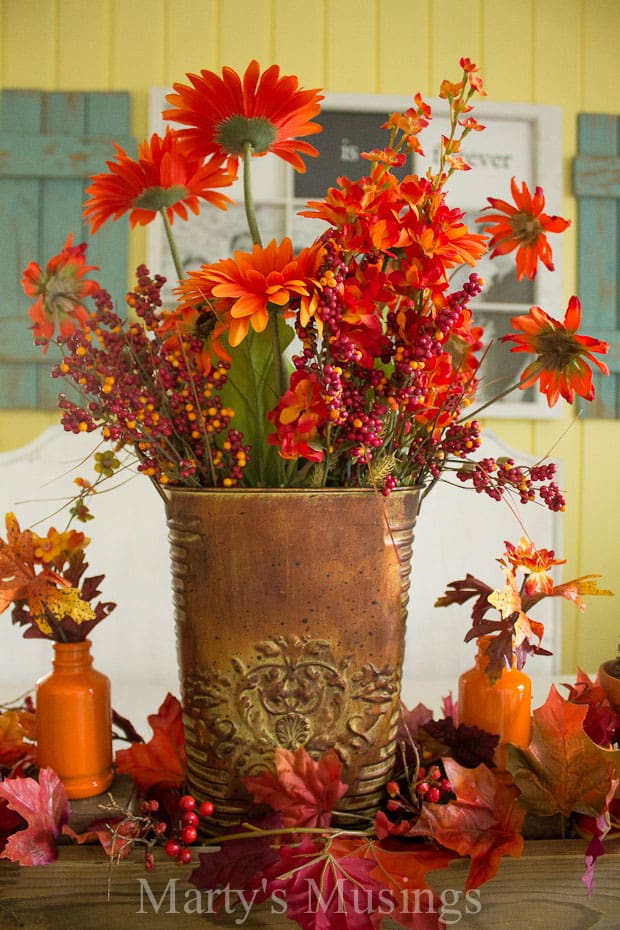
[0,839,618,930]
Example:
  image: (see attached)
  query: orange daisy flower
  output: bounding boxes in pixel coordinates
[83,129,234,233]
[502,296,610,406]
[184,239,312,347]
[21,234,100,346]
[477,177,570,280]
[163,60,323,172]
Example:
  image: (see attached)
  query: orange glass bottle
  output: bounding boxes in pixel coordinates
[458,637,532,750]
[36,640,113,799]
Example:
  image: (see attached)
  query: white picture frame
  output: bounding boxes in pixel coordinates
[148,89,564,419]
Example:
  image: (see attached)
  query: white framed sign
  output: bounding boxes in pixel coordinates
[148,89,564,419]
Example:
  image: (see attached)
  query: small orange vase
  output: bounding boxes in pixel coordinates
[458,637,532,750]
[36,640,113,799]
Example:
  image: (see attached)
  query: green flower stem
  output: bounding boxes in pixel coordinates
[269,308,286,399]
[242,142,262,247]
[160,209,185,282]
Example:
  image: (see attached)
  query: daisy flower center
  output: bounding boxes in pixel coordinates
[536,330,581,368]
[510,211,544,245]
[215,115,278,155]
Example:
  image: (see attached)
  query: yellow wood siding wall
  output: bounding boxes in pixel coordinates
[1,0,618,672]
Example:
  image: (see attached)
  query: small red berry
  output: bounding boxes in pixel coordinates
[178,794,196,812]
[440,778,452,794]
[182,811,199,828]
[144,851,155,872]
[416,781,430,797]
[426,786,441,803]
[154,821,168,835]
[181,825,198,845]
[164,839,181,859]
[386,781,400,798]
[177,848,193,865]
[386,799,401,812]
[198,800,215,818]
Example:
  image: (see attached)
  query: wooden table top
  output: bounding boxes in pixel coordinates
[1,837,618,929]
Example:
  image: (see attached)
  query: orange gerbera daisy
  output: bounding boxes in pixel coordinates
[21,234,100,346]
[477,177,570,280]
[502,296,610,406]
[83,129,234,233]
[163,60,323,172]
[185,239,312,347]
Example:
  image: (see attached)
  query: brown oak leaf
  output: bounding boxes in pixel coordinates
[243,745,348,827]
[407,758,524,890]
[505,685,619,818]
[0,767,69,865]
[114,693,185,792]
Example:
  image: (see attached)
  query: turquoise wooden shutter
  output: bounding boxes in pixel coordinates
[573,113,620,417]
[0,90,135,409]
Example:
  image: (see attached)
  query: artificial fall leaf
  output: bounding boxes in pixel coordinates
[563,669,620,748]
[421,717,499,769]
[265,834,394,930]
[551,574,614,609]
[63,816,141,859]
[505,685,619,818]
[578,779,619,895]
[331,834,454,930]
[407,759,524,890]
[243,746,349,828]
[0,709,36,767]
[0,767,69,865]
[114,693,185,792]
[189,811,283,896]
[0,798,26,853]
[0,513,67,617]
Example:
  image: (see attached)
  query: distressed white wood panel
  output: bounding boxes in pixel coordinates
[0,427,561,734]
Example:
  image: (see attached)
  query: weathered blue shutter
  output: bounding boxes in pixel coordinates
[0,90,135,409]
[573,113,620,417]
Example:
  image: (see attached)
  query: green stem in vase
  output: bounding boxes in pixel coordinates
[160,209,185,282]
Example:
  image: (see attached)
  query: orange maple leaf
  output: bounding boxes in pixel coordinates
[331,834,454,929]
[243,746,349,827]
[114,693,185,792]
[407,758,525,890]
[505,685,619,818]
[0,709,36,767]
[0,513,68,618]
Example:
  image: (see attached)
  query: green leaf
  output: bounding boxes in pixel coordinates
[220,318,293,486]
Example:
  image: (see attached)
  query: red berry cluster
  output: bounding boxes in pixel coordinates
[163,794,215,866]
[456,456,566,511]
[50,266,250,489]
[385,763,453,819]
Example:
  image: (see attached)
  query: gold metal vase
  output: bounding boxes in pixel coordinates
[164,486,421,829]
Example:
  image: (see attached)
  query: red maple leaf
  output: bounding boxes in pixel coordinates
[114,693,185,792]
[189,811,283,894]
[407,759,525,889]
[0,767,69,865]
[265,835,394,930]
[505,685,619,818]
[243,746,348,827]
